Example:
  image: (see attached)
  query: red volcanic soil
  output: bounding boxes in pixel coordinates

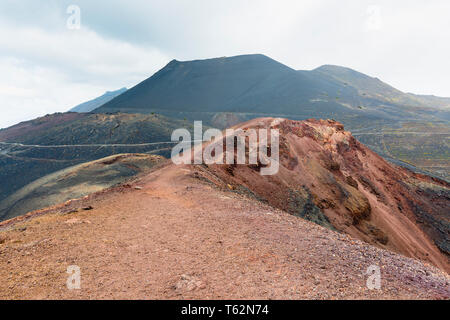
[0,112,88,142]
[0,162,449,299]
[0,117,448,299]
[203,118,450,272]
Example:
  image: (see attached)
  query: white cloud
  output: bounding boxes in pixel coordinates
[0,19,170,128]
[0,0,449,128]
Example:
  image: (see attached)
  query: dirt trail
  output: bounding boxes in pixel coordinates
[0,163,449,299]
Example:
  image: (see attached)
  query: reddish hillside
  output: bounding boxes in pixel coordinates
[0,163,448,299]
[0,117,448,299]
[0,113,88,142]
[201,118,449,272]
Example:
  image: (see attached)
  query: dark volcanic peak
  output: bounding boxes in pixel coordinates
[90,53,450,181]
[95,53,449,125]
[70,87,127,113]
[170,53,291,68]
[312,64,450,111]
[312,64,401,92]
[95,53,306,115]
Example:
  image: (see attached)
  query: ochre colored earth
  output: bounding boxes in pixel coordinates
[0,118,448,299]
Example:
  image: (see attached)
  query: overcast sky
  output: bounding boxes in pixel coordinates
[1,0,449,128]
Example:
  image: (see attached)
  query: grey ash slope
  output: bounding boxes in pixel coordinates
[95,54,355,119]
[70,87,127,112]
[95,54,449,124]
[0,153,164,222]
[312,64,450,112]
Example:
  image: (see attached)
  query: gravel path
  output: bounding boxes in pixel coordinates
[0,163,448,299]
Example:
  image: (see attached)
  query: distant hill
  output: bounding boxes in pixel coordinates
[311,64,417,106]
[0,112,188,214]
[0,54,448,221]
[70,87,127,112]
[95,54,449,125]
[93,54,450,180]
[409,94,450,109]
[313,65,450,116]
[0,153,164,221]
[95,54,359,121]
[1,118,448,300]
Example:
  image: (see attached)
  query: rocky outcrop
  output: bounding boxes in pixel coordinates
[199,118,449,272]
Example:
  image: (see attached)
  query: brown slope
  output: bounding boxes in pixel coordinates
[0,113,88,141]
[200,118,450,272]
[0,163,449,299]
[0,153,165,221]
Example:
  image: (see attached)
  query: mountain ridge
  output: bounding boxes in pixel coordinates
[70,87,127,113]
[91,54,450,181]
[200,117,449,271]
[0,117,448,299]
[95,54,450,121]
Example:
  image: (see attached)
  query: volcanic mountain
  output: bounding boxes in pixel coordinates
[93,54,450,180]
[95,54,449,124]
[0,118,448,299]
[0,55,448,224]
[0,112,188,220]
[69,88,127,113]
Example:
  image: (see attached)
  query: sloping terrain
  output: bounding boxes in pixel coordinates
[0,55,447,226]
[96,54,449,123]
[0,112,185,145]
[0,112,188,214]
[198,118,449,272]
[94,54,450,180]
[0,162,448,299]
[354,121,450,181]
[96,54,347,118]
[0,112,88,141]
[0,154,164,221]
[70,88,127,113]
[312,65,450,112]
